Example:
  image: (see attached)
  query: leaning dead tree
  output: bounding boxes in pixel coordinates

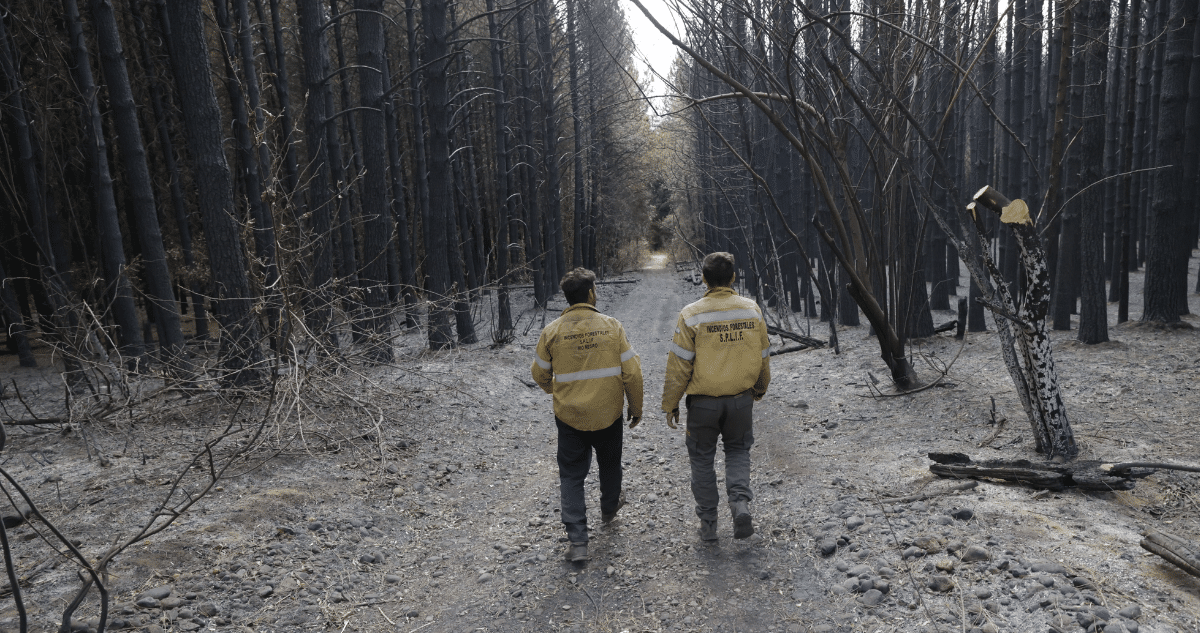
[967,186,1077,460]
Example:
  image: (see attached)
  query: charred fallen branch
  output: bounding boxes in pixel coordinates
[934,320,958,334]
[767,325,825,349]
[508,279,640,290]
[927,452,1154,492]
[1140,529,1200,578]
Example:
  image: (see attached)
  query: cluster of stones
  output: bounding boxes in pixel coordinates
[808,495,1151,633]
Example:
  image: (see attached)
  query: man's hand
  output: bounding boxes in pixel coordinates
[627,408,641,429]
[665,409,679,429]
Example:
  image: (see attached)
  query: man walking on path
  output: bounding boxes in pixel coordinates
[533,268,644,562]
[662,252,771,542]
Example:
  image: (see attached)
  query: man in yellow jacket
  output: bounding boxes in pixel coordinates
[662,252,770,542]
[533,268,644,562]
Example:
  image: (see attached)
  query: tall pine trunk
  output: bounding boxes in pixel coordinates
[487,0,513,332]
[296,0,338,346]
[91,0,189,368]
[165,0,264,384]
[64,0,146,364]
[136,0,210,340]
[1142,0,1194,324]
[1077,0,1109,344]
[355,0,396,361]
[421,0,459,348]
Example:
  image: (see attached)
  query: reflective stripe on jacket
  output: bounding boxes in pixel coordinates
[662,286,771,412]
[532,304,644,431]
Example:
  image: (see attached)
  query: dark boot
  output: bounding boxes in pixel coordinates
[602,493,627,523]
[565,542,589,562]
[731,499,754,539]
[699,519,718,542]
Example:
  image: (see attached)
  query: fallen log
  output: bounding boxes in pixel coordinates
[934,319,957,334]
[767,325,825,348]
[1101,461,1200,475]
[769,344,815,357]
[927,453,1153,492]
[1140,529,1200,578]
[506,280,638,290]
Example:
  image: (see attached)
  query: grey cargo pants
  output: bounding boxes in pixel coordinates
[685,390,754,522]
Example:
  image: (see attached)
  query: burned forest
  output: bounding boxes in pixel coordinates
[0,0,1199,631]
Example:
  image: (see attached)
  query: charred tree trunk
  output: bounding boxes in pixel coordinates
[535,0,566,288]
[971,187,1077,460]
[1114,0,1142,322]
[354,0,395,361]
[1077,0,1109,344]
[567,0,586,270]
[380,51,419,329]
[296,0,338,346]
[91,0,189,368]
[1143,0,1194,325]
[0,258,36,367]
[516,8,547,306]
[165,0,264,385]
[420,0,459,348]
[64,0,146,364]
[486,0,513,333]
[136,0,210,340]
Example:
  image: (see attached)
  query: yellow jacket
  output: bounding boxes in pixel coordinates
[532,304,644,431]
[662,286,771,412]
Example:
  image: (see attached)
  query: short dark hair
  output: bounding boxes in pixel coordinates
[561,267,597,305]
[702,252,735,287]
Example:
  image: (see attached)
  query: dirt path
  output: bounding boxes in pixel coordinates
[0,257,1198,633]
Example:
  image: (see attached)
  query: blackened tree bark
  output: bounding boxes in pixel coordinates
[328,0,362,295]
[421,0,458,349]
[1143,0,1194,324]
[972,188,1077,459]
[212,0,284,355]
[380,52,419,329]
[296,0,338,344]
[487,0,514,332]
[354,0,395,361]
[266,0,300,195]
[1077,0,1108,344]
[90,0,189,367]
[232,0,285,331]
[63,0,146,363]
[516,8,547,306]
[567,0,586,270]
[1182,5,1200,297]
[1114,0,1142,322]
[165,0,264,384]
[0,258,36,367]
[0,11,74,336]
[135,0,210,340]
[535,0,566,287]
[1052,16,1085,331]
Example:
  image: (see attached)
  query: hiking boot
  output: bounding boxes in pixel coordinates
[731,499,754,539]
[565,542,589,562]
[699,519,718,542]
[602,494,627,523]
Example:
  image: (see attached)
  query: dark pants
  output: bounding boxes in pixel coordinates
[685,391,755,522]
[556,417,623,543]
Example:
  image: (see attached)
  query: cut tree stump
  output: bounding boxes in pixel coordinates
[927,453,1154,492]
[1140,529,1200,578]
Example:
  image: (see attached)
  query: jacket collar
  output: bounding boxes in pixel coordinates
[703,286,737,299]
[562,303,599,316]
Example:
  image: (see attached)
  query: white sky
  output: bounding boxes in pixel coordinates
[620,0,681,113]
